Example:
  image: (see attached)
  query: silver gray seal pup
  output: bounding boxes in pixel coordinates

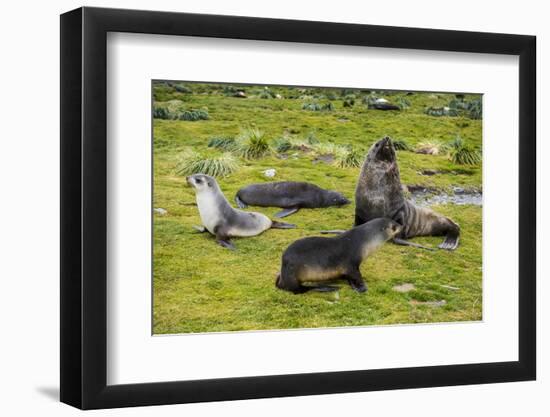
[276,218,401,294]
[355,136,460,250]
[187,174,295,250]
[235,181,350,218]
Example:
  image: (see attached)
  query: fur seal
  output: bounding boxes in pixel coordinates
[276,218,401,294]
[186,174,295,250]
[355,137,460,250]
[235,181,350,218]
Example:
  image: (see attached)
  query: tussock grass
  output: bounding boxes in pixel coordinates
[334,146,362,168]
[179,109,209,121]
[175,151,239,178]
[447,135,481,165]
[272,136,293,153]
[235,128,271,159]
[302,102,334,111]
[208,136,236,151]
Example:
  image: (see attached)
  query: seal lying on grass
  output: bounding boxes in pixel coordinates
[235,181,350,218]
[187,174,295,250]
[355,136,460,250]
[276,218,401,294]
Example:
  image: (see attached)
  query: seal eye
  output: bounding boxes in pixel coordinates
[195,178,202,184]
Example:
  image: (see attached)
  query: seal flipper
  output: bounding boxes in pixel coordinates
[274,207,299,218]
[393,237,436,251]
[216,238,236,250]
[192,225,207,233]
[295,284,339,294]
[438,234,459,251]
[235,195,248,209]
[271,221,296,229]
[319,230,346,234]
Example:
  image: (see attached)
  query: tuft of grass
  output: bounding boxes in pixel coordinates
[395,97,411,109]
[235,128,271,159]
[153,106,173,120]
[447,135,481,165]
[334,146,362,168]
[302,102,334,111]
[208,136,236,151]
[179,109,209,121]
[175,151,239,177]
[272,136,293,153]
[343,95,356,107]
[312,141,341,156]
[393,138,412,151]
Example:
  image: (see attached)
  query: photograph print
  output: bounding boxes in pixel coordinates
[152,81,482,335]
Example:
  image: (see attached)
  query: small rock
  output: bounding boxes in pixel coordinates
[263,169,276,178]
[154,208,167,216]
[393,283,416,293]
[410,299,447,307]
[275,94,282,99]
[234,91,246,98]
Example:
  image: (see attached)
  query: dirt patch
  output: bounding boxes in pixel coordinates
[393,283,416,293]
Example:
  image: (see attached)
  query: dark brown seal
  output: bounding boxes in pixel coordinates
[235,181,350,218]
[276,218,401,294]
[355,136,460,250]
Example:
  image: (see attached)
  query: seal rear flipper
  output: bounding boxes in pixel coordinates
[235,195,248,209]
[271,221,296,229]
[393,237,435,251]
[216,238,236,250]
[438,234,459,251]
[274,207,299,218]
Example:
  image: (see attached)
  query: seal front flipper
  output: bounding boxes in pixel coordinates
[346,270,367,293]
[216,238,236,250]
[274,207,299,218]
[235,195,248,209]
[271,221,296,229]
[393,237,435,251]
[192,225,207,233]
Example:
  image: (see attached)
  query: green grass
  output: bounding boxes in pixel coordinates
[153,82,483,334]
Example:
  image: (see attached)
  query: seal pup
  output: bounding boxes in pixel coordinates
[276,218,401,294]
[235,181,350,218]
[186,174,295,250]
[355,136,460,250]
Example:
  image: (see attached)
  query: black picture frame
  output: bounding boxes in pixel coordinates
[60,6,536,410]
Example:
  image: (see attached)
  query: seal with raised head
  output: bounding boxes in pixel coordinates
[187,174,295,250]
[355,136,460,250]
[235,181,350,218]
[276,218,401,294]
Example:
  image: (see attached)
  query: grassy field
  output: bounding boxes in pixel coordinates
[152,82,482,334]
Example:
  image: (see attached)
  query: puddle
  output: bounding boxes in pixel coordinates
[409,186,482,206]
